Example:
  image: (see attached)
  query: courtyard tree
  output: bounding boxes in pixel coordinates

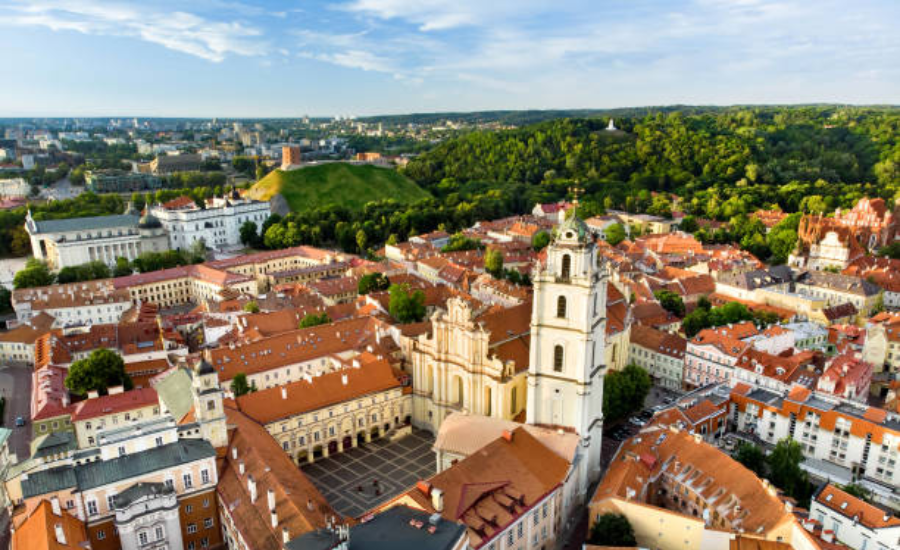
[587,513,637,547]
[64,348,132,396]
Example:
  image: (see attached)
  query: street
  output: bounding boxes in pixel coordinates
[0,363,33,461]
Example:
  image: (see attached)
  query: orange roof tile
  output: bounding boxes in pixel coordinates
[12,499,89,550]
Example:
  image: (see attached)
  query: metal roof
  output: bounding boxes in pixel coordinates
[30,214,140,234]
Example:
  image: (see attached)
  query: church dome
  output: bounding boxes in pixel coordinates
[195,359,215,375]
[138,211,162,229]
[556,210,590,244]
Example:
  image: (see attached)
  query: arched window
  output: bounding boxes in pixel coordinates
[556,296,567,318]
[561,254,571,279]
[553,345,564,372]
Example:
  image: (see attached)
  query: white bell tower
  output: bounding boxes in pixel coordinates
[527,210,607,482]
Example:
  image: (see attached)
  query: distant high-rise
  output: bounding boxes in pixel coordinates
[282,145,302,169]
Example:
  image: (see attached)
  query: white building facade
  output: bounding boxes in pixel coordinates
[527,214,606,483]
[149,194,270,251]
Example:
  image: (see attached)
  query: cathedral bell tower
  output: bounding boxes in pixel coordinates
[526,209,607,482]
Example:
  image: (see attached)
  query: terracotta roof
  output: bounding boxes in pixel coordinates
[815,484,900,529]
[682,399,724,424]
[0,312,54,344]
[630,324,685,359]
[434,413,579,464]
[161,195,195,209]
[393,427,570,549]
[70,387,158,421]
[13,279,131,311]
[690,329,750,357]
[12,499,89,550]
[218,407,335,550]
[208,316,383,382]
[592,426,796,535]
[235,355,401,424]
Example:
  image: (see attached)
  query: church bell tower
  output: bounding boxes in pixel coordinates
[526,208,607,482]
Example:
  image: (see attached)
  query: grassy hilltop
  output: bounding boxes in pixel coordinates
[246,162,431,212]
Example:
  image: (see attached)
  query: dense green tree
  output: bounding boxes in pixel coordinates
[602,364,652,422]
[587,513,637,547]
[531,230,551,251]
[441,233,483,252]
[358,273,390,295]
[113,257,133,277]
[735,443,767,478]
[299,312,332,328]
[239,221,259,248]
[484,248,504,276]
[230,373,256,397]
[243,301,260,313]
[14,259,54,289]
[768,438,812,504]
[654,289,685,317]
[605,223,626,246]
[0,286,11,314]
[64,348,132,396]
[388,283,426,324]
[56,261,111,284]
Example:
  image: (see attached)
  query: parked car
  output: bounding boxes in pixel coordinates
[629,417,646,426]
[15,416,25,427]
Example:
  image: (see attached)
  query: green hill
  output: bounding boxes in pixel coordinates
[247,162,431,212]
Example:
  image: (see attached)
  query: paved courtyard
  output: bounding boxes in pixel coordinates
[301,429,436,518]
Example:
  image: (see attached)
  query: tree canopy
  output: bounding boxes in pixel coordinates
[299,312,332,328]
[603,364,652,422]
[64,348,132,396]
[388,283,426,324]
[588,513,637,547]
[358,272,390,295]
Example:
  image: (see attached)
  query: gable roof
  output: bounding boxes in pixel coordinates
[12,500,89,550]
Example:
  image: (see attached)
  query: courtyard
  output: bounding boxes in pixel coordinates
[300,428,436,518]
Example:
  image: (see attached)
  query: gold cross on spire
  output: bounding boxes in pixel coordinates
[568,185,584,206]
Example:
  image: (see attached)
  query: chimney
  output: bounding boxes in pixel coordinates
[87,390,99,399]
[307,498,314,511]
[341,373,348,386]
[281,387,287,400]
[50,496,61,516]
[108,385,124,395]
[803,519,815,532]
[248,475,257,503]
[270,510,278,528]
[54,523,67,545]
[821,530,834,543]
[231,447,238,460]
[282,528,290,544]
[431,487,444,512]
[502,430,513,442]
[416,480,432,497]
[267,488,276,511]
[239,461,245,475]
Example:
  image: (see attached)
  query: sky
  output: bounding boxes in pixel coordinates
[0,0,898,117]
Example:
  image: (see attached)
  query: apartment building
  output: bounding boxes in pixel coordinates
[12,280,133,326]
[730,384,900,507]
[18,423,221,550]
[684,327,750,388]
[629,324,686,390]
[809,484,900,550]
[113,264,256,308]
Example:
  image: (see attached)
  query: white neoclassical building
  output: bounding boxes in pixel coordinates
[527,214,608,483]
[149,192,270,251]
[25,205,168,270]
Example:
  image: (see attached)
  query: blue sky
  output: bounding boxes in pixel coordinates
[1,0,898,117]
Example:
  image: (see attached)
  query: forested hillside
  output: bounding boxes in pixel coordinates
[404,107,900,218]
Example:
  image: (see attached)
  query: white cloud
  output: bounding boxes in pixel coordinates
[1,0,267,62]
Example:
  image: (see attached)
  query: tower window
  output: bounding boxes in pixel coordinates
[557,296,567,318]
[553,345,564,372]
[561,254,571,279]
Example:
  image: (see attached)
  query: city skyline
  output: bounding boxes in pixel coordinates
[1,0,899,117]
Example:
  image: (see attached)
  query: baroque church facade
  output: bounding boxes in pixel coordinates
[410,211,607,483]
